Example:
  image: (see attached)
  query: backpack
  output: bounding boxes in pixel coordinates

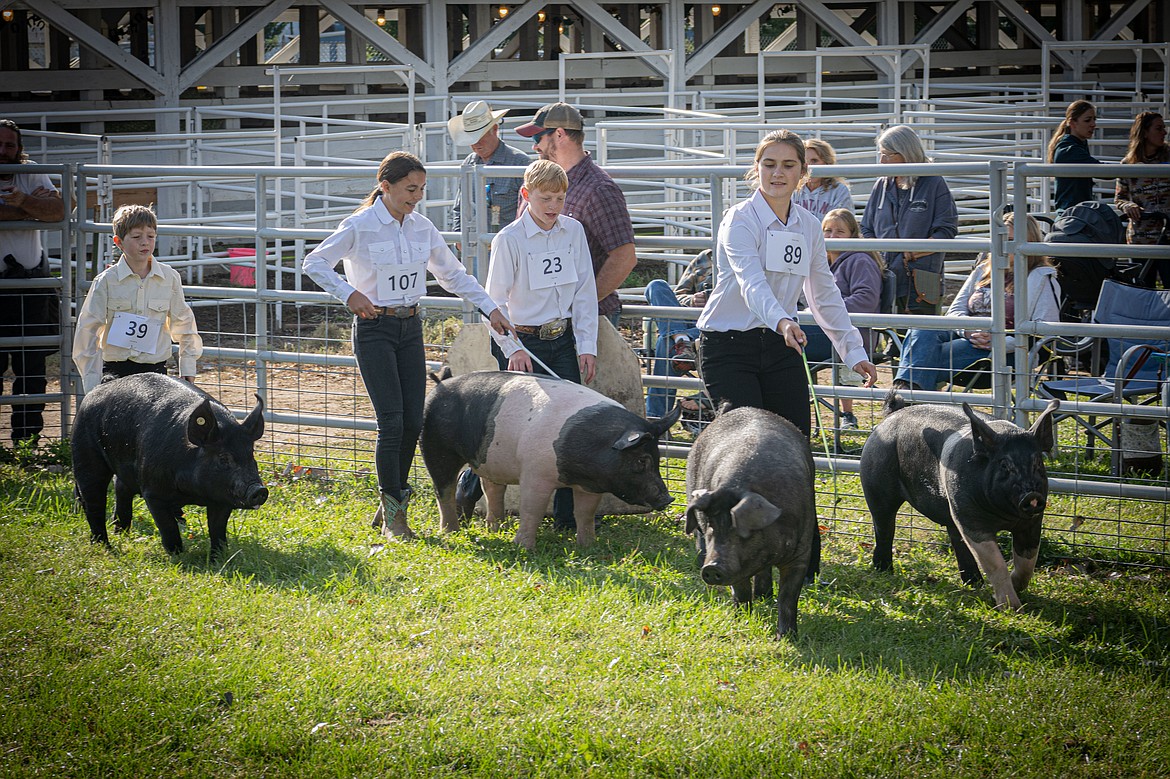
[1047,201,1125,249]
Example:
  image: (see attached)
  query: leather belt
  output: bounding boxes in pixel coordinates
[371,305,418,319]
[513,318,570,340]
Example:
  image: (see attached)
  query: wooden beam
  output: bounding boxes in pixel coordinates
[997,0,1075,69]
[179,0,296,91]
[797,0,892,77]
[685,0,774,80]
[1090,0,1150,44]
[28,0,167,93]
[908,0,977,72]
[446,2,539,85]
[568,0,669,79]
[316,0,436,85]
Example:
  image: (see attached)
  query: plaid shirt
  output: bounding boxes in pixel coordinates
[563,154,635,316]
[673,250,713,307]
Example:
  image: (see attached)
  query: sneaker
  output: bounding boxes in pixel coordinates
[839,412,858,430]
[670,338,697,374]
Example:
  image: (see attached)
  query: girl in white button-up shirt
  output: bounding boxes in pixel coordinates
[697,129,878,438]
[303,151,509,540]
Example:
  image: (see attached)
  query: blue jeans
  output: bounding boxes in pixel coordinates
[352,315,427,500]
[894,327,1003,391]
[644,279,700,418]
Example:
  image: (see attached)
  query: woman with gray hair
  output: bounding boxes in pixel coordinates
[860,125,957,317]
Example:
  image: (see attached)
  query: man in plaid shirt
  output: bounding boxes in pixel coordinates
[517,103,636,327]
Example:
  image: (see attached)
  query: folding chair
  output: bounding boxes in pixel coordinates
[1037,280,1170,476]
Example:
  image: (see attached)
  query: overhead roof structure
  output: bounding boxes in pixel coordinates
[1,1,1165,128]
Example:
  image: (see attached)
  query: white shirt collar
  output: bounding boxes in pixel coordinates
[747,189,803,230]
[520,209,565,238]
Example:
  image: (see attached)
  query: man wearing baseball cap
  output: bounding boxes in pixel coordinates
[516,102,636,326]
[448,101,530,233]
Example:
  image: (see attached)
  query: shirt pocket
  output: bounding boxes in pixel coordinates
[366,240,396,266]
[108,293,136,314]
[408,241,431,265]
[147,296,171,319]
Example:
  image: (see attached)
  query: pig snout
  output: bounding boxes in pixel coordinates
[244,483,269,509]
[1018,491,1045,515]
[701,561,733,586]
[649,485,673,511]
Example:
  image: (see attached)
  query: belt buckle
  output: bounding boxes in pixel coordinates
[394,306,414,319]
[539,319,565,340]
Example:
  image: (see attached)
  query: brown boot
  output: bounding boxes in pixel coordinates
[380,490,415,541]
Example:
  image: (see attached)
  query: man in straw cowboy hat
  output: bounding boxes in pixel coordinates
[448,101,530,234]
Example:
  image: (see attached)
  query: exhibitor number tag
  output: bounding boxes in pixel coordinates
[375,261,426,301]
[106,311,163,351]
[764,230,809,277]
[526,249,577,291]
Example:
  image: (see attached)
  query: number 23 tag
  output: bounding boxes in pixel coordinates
[526,249,577,291]
[764,230,809,277]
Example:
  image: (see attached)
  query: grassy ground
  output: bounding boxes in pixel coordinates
[2,461,1169,779]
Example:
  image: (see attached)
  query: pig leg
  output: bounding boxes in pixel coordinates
[482,479,507,532]
[433,473,461,535]
[805,529,822,584]
[1010,523,1041,594]
[964,537,1020,610]
[423,445,466,534]
[144,493,184,556]
[206,505,231,558]
[571,489,602,547]
[515,478,555,551]
[775,563,809,639]
[75,467,113,546]
[943,518,983,587]
[752,568,774,600]
[113,476,136,533]
[867,492,904,572]
[730,579,754,606]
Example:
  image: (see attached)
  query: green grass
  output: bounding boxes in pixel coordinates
[2,464,1169,778]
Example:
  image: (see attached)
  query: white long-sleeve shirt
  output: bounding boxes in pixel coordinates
[302,199,497,316]
[698,190,869,370]
[72,256,203,392]
[485,211,598,358]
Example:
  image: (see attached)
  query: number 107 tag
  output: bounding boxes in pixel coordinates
[375,261,426,300]
[764,230,810,277]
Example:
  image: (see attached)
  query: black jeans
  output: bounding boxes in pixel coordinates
[101,360,168,383]
[353,314,427,499]
[491,328,581,524]
[0,257,55,443]
[699,328,811,439]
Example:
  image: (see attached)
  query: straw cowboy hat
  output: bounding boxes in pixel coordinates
[447,101,510,146]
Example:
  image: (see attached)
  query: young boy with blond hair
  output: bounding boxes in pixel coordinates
[73,204,203,392]
[478,159,598,530]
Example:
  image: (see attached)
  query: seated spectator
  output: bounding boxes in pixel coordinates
[793,139,854,220]
[1049,99,1100,214]
[803,209,883,429]
[1115,111,1169,287]
[892,213,1060,392]
[643,249,712,420]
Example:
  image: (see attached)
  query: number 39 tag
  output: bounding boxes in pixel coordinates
[764,230,810,277]
[106,311,163,351]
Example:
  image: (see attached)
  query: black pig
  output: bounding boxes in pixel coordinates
[684,406,821,639]
[860,393,1059,609]
[72,373,269,557]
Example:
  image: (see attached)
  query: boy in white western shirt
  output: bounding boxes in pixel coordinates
[73,204,203,393]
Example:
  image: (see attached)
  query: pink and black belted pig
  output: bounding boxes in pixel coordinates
[419,369,680,550]
[71,373,269,558]
[684,405,821,639]
[860,392,1059,610]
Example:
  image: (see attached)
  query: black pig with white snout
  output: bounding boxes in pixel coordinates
[684,406,820,639]
[860,393,1059,610]
[72,373,269,557]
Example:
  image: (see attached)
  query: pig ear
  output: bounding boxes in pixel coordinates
[613,430,651,451]
[962,402,1000,457]
[646,403,683,439]
[242,393,265,441]
[683,489,712,534]
[730,492,780,538]
[1028,399,1059,454]
[186,399,222,448]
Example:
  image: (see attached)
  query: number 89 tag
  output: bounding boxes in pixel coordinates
[764,230,810,277]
